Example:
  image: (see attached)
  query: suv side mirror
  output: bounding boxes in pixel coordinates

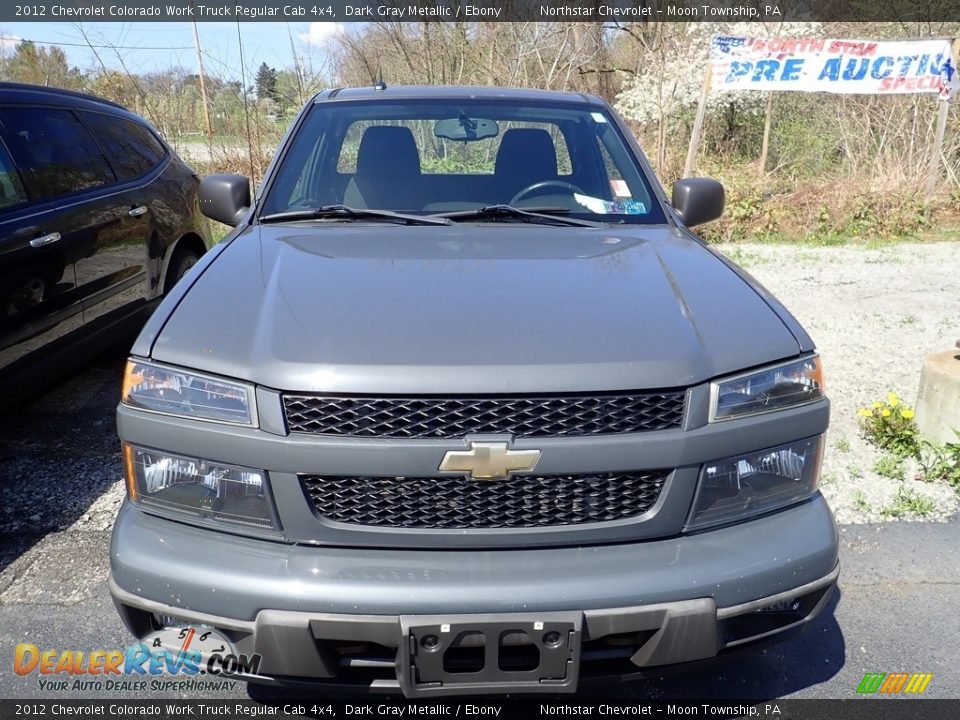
[199,174,251,226]
[672,177,725,227]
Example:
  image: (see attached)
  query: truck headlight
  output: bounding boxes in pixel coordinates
[686,436,824,531]
[709,355,823,422]
[123,443,280,531]
[121,359,256,426]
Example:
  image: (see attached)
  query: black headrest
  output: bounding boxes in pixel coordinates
[356,126,421,178]
[494,128,558,180]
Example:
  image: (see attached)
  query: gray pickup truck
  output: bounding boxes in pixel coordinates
[110,85,838,697]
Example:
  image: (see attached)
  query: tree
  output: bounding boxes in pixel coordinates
[2,41,83,89]
[255,63,278,101]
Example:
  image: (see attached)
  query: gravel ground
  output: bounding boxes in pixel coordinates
[718,240,960,524]
[0,347,127,546]
[1,241,958,543]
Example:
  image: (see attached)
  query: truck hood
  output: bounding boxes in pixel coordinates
[151,224,801,393]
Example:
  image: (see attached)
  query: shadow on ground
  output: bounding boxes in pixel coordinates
[0,342,130,574]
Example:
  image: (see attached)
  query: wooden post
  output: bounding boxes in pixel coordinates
[192,17,214,155]
[758,91,774,174]
[925,97,950,201]
[683,63,712,178]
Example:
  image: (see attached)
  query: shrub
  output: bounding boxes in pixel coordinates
[858,392,918,459]
[917,431,960,489]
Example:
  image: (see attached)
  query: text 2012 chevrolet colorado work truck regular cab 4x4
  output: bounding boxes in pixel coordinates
[109,85,838,697]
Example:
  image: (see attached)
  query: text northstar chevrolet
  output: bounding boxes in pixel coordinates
[110,85,838,696]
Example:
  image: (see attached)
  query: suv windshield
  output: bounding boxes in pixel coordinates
[260,98,666,225]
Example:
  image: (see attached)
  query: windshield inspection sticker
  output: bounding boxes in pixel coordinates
[591,112,608,123]
[575,193,647,215]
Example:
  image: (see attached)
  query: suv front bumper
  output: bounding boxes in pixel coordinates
[110,494,839,694]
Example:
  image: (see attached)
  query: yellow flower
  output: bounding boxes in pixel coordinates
[872,401,883,409]
[887,392,900,407]
[902,409,915,419]
[881,409,892,417]
[858,408,874,417]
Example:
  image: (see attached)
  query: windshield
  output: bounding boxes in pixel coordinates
[260,98,666,225]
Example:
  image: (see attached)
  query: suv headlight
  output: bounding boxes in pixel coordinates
[709,355,823,422]
[123,443,280,532]
[121,359,257,426]
[686,436,824,531]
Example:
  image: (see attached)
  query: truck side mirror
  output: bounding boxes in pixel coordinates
[672,177,725,227]
[199,174,251,226]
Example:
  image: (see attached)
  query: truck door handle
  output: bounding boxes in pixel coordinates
[29,232,61,248]
[128,205,148,217]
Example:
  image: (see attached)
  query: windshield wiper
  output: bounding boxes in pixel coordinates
[431,205,601,227]
[259,205,452,226]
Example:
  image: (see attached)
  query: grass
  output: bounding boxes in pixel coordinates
[880,487,937,518]
[873,455,905,481]
[854,491,871,513]
[723,248,767,268]
[834,436,851,453]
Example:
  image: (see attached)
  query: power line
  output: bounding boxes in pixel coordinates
[0,37,193,51]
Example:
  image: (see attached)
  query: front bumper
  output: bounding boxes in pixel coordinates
[110,495,839,694]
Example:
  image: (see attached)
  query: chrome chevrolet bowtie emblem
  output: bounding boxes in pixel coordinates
[439,442,541,480]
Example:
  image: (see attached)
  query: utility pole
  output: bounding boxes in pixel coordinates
[192,13,214,154]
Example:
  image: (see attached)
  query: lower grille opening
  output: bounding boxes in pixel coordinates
[301,471,669,529]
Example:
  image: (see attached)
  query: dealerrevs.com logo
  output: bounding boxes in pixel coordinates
[13,626,261,692]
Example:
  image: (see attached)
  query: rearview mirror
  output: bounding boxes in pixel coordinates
[672,177,725,227]
[434,116,499,142]
[199,174,251,226]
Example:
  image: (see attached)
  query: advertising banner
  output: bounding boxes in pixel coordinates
[710,36,959,97]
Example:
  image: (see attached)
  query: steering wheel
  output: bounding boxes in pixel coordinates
[510,180,584,205]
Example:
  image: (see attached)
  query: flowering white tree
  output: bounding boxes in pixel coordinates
[615,22,822,171]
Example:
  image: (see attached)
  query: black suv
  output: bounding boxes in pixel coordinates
[0,83,209,403]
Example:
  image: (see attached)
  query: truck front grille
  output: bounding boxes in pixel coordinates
[300,471,669,529]
[282,392,685,438]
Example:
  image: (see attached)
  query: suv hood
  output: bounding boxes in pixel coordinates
[151,225,801,393]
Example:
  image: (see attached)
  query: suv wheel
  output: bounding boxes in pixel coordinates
[165,247,201,292]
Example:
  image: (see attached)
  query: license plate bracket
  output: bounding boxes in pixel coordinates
[397,612,581,697]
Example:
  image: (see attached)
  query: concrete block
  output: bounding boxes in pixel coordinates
[916,348,960,444]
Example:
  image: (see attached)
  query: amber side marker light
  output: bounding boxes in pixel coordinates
[122,442,138,501]
[120,360,144,404]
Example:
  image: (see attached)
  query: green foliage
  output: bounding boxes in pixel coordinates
[873,454,905,481]
[843,196,927,239]
[858,392,919,459]
[255,63,278,102]
[917,431,960,489]
[880,486,936,518]
[2,41,83,90]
